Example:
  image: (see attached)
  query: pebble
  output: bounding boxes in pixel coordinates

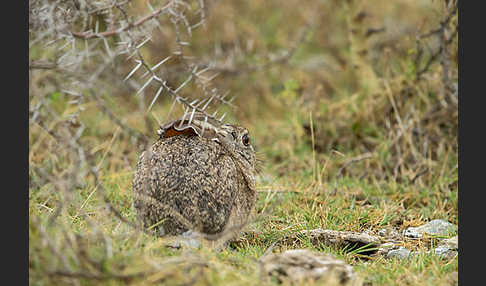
[386,247,413,260]
[404,219,457,238]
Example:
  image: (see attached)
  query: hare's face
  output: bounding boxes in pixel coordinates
[221,124,256,171]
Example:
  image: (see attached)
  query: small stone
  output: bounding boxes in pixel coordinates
[165,230,202,249]
[376,242,400,256]
[440,235,458,250]
[377,227,401,239]
[386,247,413,260]
[432,245,457,260]
[404,219,457,238]
[261,249,361,285]
[432,235,458,259]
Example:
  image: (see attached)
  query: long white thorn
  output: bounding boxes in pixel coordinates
[219,112,227,121]
[136,37,152,49]
[166,97,177,121]
[188,108,196,125]
[195,98,206,108]
[201,115,208,137]
[174,75,193,94]
[179,107,189,128]
[148,85,164,111]
[195,66,211,76]
[141,56,172,78]
[124,60,142,81]
[137,76,154,96]
[202,94,215,111]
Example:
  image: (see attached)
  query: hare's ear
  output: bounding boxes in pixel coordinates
[158,113,221,140]
[158,119,199,138]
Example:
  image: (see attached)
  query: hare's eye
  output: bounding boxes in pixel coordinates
[242,134,250,146]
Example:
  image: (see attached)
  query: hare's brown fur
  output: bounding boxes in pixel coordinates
[132,116,256,237]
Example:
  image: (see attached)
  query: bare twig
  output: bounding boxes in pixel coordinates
[29,60,58,70]
[333,153,374,195]
[90,90,149,146]
[411,168,429,184]
[415,5,458,80]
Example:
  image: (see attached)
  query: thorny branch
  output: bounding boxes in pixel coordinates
[415,4,458,80]
[29,60,58,70]
[71,3,172,39]
[112,0,231,121]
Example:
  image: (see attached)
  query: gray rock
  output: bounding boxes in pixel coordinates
[432,235,458,259]
[432,245,457,260]
[377,229,386,237]
[165,230,202,249]
[377,227,401,239]
[404,219,457,238]
[386,247,413,260]
[440,235,458,249]
[376,242,400,257]
[261,249,361,285]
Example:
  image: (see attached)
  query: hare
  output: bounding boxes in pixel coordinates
[132,112,257,239]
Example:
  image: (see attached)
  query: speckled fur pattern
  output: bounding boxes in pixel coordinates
[132,124,256,237]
